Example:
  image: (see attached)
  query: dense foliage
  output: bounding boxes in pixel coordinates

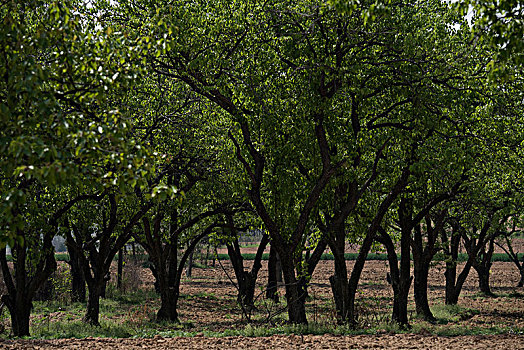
[0,0,522,336]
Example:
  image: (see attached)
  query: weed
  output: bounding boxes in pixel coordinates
[51,264,73,305]
[430,304,479,324]
[123,303,154,334]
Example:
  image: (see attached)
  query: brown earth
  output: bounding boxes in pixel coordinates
[2,241,524,349]
[1,333,522,349]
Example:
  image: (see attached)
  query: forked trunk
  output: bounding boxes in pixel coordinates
[444,260,473,305]
[228,232,269,308]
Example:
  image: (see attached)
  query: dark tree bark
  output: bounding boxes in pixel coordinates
[321,182,359,324]
[227,226,270,308]
[279,251,307,324]
[441,220,473,305]
[186,251,193,278]
[374,197,414,327]
[0,230,57,336]
[345,167,411,326]
[297,237,328,305]
[266,245,281,302]
[229,116,344,325]
[473,238,496,296]
[136,203,226,322]
[413,260,433,321]
[0,190,113,335]
[1,293,32,337]
[83,279,104,324]
[376,222,412,327]
[155,225,215,322]
[329,242,348,322]
[396,199,413,326]
[411,214,445,323]
[66,193,153,325]
[460,214,502,299]
[67,241,86,302]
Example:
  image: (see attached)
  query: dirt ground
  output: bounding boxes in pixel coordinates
[1,333,522,349]
[2,242,524,349]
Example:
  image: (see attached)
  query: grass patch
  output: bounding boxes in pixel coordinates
[430,304,479,324]
[432,325,524,336]
[31,320,133,339]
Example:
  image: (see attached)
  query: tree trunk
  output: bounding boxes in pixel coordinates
[266,245,280,302]
[225,216,270,309]
[346,167,410,325]
[186,251,193,278]
[228,233,269,308]
[146,220,214,323]
[519,265,524,287]
[157,282,180,322]
[280,252,307,324]
[83,281,103,325]
[0,231,57,337]
[444,263,459,305]
[12,301,31,337]
[475,264,494,296]
[443,228,460,305]
[411,213,446,323]
[99,272,110,299]
[154,240,181,322]
[2,295,31,337]
[329,249,349,323]
[396,237,412,326]
[377,225,411,327]
[413,262,435,322]
[347,228,382,326]
[472,236,495,297]
[68,247,86,302]
[326,222,350,323]
[297,238,328,311]
[395,198,414,326]
[445,259,474,305]
[444,254,474,305]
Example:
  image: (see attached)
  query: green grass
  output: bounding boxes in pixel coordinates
[32,320,134,339]
[2,297,519,340]
[432,325,524,336]
[1,252,522,340]
[430,304,480,324]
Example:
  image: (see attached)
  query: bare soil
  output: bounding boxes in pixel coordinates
[1,333,522,349]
